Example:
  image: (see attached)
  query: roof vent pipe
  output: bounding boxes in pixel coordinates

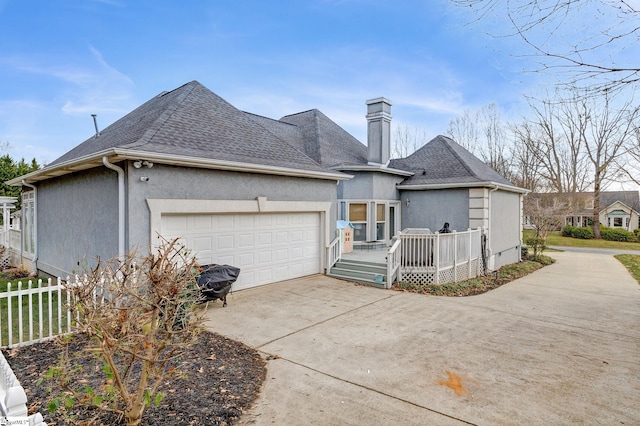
[91,114,100,138]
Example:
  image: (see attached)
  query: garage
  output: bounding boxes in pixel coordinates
[161,211,322,290]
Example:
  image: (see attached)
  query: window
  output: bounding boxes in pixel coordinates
[613,217,622,227]
[585,199,594,209]
[349,203,367,241]
[376,203,385,241]
[22,191,35,255]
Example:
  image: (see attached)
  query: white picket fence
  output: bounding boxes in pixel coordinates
[0,278,73,349]
[0,278,71,426]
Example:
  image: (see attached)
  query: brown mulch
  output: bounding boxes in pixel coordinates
[2,331,266,425]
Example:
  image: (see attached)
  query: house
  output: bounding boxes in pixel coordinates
[8,81,526,290]
[525,191,640,232]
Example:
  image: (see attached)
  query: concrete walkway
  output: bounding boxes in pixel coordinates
[204,251,640,425]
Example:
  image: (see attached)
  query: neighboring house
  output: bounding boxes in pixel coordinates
[9,81,526,290]
[525,191,640,232]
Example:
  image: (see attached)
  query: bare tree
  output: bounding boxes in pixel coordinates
[446,109,480,153]
[523,95,591,193]
[447,103,513,179]
[510,120,543,191]
[391,124,428,158]
[450,0,640,93]
[478,103,512,179]
[580,93,640,237]
[617,123,640,186]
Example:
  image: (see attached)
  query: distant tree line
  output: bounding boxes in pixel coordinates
[0,150,41,211]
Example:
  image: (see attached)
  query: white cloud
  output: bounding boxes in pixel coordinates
[3,46,135,117]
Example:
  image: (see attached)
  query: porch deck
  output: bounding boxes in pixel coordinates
[340,246,387,265]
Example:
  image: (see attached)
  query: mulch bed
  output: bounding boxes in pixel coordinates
[2,331,266,425]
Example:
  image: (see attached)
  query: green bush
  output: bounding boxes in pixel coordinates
[561,225,575,237]
[524,236,547,257]
[571,227,594,239]
[521,244,529,260]
[601,227,634,242]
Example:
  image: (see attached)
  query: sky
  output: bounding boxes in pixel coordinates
[0,0,636,180]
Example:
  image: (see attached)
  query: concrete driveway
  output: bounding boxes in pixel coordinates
[204,251,640,425]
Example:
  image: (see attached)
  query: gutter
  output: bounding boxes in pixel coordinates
[9,148,350,186]
[21,180,37,267]
[397,181,529,194]
[332,164,414,177]
[102,157,125,259]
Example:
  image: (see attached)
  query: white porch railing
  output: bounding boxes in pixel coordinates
[386,238,401,289]
[326,235,341,270]
[398,228,483,285]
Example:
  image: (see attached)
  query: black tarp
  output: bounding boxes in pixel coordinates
[197,264,240,303]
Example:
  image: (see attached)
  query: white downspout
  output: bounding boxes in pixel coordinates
[21,180,37,266]
[102,157,125,259]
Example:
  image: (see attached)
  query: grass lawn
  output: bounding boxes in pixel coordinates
[614,254,640,285]
[523,230,640,251]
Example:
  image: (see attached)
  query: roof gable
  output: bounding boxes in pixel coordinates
[599,191,640,212]
[389,135,514,187]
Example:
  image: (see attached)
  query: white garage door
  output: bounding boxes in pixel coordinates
[161,212,321,290]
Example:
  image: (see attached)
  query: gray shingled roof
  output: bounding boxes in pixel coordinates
[599,191,640,212]
[279,110,368,167]
[389,135,515,187]
[50,81,332,174]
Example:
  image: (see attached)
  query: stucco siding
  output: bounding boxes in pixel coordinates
[400,188,469,232]
[339,172,373,199]
[372,173,402,200]
[490,190,521,268]
[36,168,119,277]
[338,172,402,200]
[126,164,338,250]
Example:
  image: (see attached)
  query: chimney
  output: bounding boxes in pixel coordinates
[366,97,392,166]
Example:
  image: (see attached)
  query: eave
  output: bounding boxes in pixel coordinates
[332,164,414,177]
[397,181,530,194]
[8,148,352,186]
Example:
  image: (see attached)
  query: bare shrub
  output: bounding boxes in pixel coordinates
[44,238,203,426]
